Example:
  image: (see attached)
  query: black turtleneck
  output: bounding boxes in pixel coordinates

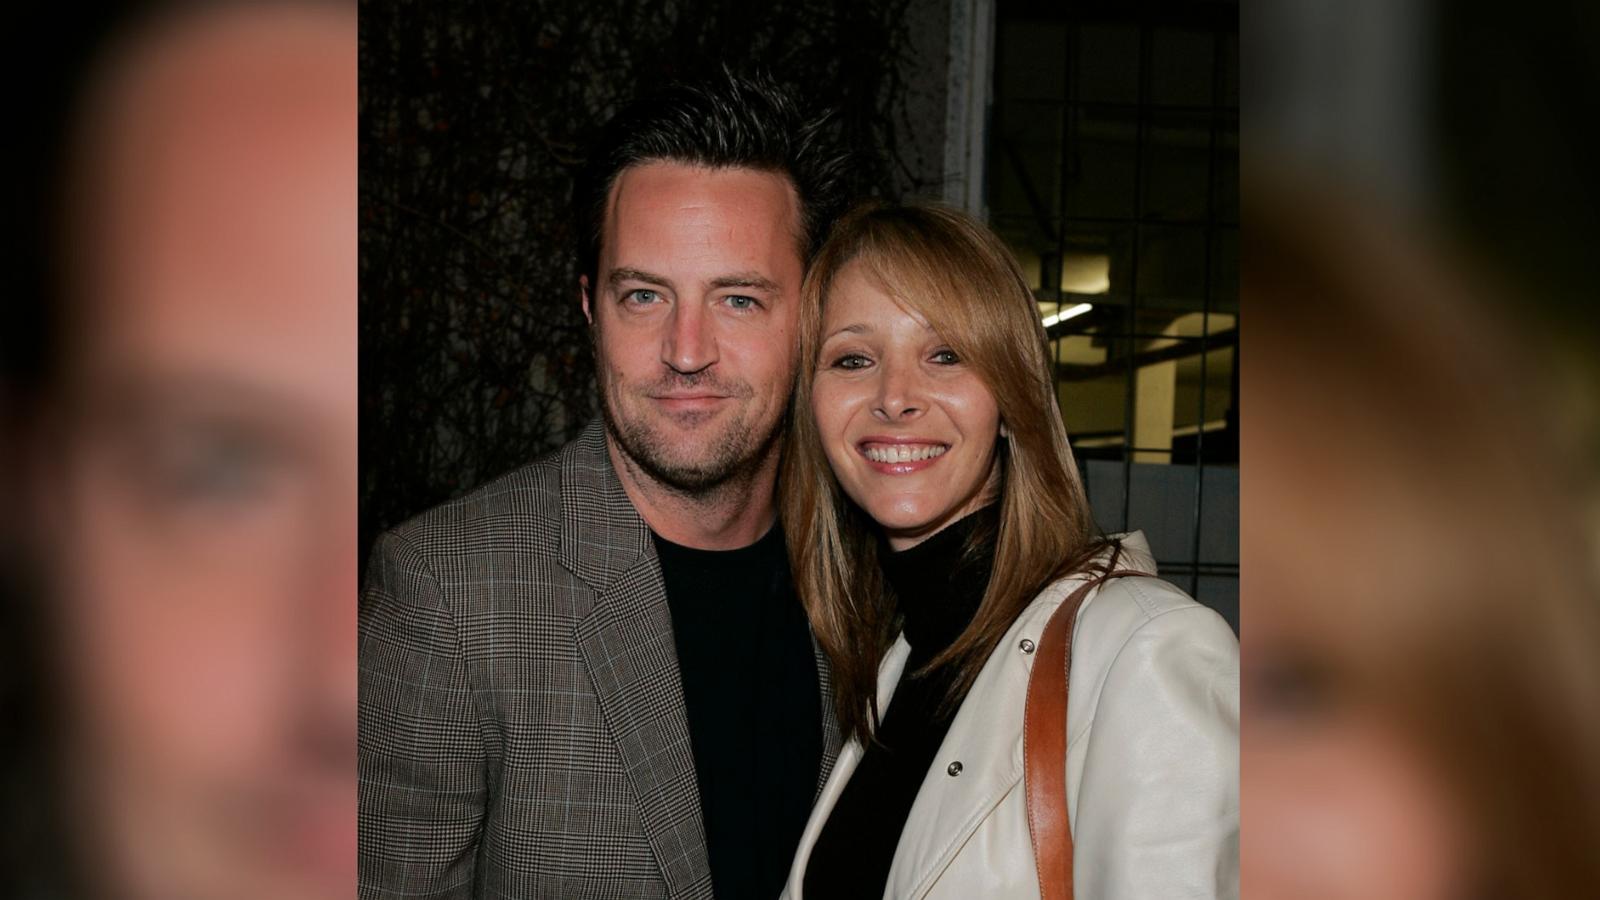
[803,505,999,899]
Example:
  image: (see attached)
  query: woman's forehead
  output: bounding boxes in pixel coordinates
[822,259,937,331]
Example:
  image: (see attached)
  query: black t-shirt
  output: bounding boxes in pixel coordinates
[652,523,822,900]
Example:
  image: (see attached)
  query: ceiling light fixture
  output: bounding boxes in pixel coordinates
[1041,302,1093,329]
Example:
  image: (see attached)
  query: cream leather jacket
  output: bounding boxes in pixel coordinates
[782,533,1239,900]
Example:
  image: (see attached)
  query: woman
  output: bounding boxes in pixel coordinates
[1241,174,1600,899]
[780,202,1239,899]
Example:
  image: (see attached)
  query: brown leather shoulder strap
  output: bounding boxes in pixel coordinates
[1024,569,1144,900]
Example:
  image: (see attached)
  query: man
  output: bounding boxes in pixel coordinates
[360,72,851,899]
[16,5,357,899]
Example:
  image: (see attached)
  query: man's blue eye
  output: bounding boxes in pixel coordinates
[725,295,757,310]
[628,289,661,304]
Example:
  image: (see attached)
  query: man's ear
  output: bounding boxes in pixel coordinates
[579,274,594,325]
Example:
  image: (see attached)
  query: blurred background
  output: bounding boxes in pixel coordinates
[4,3,355,899]
[361,0,1243,629]
[1243,1,1600,897]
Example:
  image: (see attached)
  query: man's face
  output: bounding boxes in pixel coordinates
[584,162,805,492]
[42,8,356,900]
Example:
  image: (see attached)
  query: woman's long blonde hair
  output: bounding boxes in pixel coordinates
[782,202,1108,743]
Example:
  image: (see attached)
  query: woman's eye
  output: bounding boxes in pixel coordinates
[162,443,275,502]
[1244,651,1339,723]
[129,427,285,510]
[831,354,871,370]
[626,289,662,305]
[724,294,758,310]
[931,348,961,364]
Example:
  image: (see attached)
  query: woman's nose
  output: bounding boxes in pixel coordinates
[872,363,924,421]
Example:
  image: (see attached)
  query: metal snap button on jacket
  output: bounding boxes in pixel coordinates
[947,761,963,776]
[1019,638,1036,654]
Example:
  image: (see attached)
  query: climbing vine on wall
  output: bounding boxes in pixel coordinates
[360,0,933,554]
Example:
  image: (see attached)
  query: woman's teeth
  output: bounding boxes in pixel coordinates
[863,444,948,464]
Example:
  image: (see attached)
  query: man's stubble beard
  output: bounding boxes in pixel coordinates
[596,361,787,500]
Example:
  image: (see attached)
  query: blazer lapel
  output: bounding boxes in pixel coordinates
[813,634,844,794]
[562,422,712,899]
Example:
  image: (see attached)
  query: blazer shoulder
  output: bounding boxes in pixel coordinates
[386,444,566,558]
[1025,570,1233,657]
[1101,573,1205,621]
[1041,572,1237,754]
[1087,574,1232,645]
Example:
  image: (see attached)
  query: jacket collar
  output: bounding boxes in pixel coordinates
[561,418,843,897]
[558,418,653,591]
[1106,530,1158,576]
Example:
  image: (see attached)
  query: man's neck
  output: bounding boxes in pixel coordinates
[606,436,780,550]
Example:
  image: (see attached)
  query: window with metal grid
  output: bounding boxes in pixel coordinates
[987,0,1239,628]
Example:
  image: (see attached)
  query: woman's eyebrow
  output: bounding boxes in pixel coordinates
[823,323,871,340]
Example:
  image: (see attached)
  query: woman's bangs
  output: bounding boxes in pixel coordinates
[852,235,987,361]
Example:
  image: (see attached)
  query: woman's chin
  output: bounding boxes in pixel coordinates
[868,505,963,546]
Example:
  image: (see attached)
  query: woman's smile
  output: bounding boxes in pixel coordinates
[857,437,949,472]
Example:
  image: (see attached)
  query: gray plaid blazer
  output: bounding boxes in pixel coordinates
[360,420,843,900]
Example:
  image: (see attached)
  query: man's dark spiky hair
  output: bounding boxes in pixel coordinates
[573,67,853,283]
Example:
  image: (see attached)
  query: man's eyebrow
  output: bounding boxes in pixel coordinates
[607,267,675,290]
[708,272,781,292]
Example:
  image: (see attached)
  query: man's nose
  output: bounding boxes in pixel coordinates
[662,302,717,375]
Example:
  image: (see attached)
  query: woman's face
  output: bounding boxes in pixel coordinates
[1241,621,1469,900]
[810,261,1001,550]
[1240,332,1474,900]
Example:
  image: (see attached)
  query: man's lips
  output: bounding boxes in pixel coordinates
[650,393,730,409]
[856,437,950,472]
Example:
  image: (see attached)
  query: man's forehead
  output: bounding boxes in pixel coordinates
[601,161,804,267]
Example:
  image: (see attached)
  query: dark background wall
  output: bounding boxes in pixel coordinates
[358,0,953,558]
